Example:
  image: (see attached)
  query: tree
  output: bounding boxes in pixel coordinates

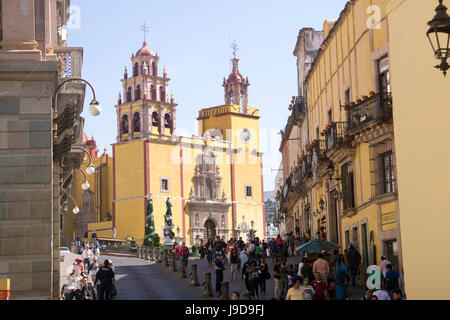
[144,199,156,247]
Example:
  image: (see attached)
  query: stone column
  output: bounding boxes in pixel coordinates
[171,253,177,272]
[190,264,200,287]
[179,260,187,279]
[202,273,214,298]
[150,247,155,261]
[221,282,230,300]
[145,247,149,261]
[0,0,41,60]
[144,246,149,260]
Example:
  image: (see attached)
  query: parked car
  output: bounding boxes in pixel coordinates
[60,247,71,253]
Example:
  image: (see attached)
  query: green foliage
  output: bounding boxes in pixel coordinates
[152,233,161,248]
[191,244,201,254]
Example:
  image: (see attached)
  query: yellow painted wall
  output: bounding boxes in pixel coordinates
[385,0,450,299]
[114,141,145,241]
[302,0,396,267]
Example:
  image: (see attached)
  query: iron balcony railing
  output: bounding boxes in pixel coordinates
[311,139,326,164]
[55,47,84,79]
[348,92,393,131]
[325,122,348,152]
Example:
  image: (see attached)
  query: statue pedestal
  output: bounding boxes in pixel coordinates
[162,224,176,250]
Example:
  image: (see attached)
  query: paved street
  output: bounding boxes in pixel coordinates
[97,253,365,300]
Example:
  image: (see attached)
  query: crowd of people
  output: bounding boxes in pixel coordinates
[60,243,116,300]
[194,233,406,301]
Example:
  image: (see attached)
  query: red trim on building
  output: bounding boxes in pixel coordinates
[231,153,237,229]
[144,141,150,226]
[112,145,116,229]
[180,147,186,239]
[260,159,266,239]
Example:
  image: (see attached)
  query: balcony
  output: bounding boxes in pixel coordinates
[325,121,349,152]
[310,139,326,164]
[347,92,393,132]
[55,47,84,79]
[292,96,306,124]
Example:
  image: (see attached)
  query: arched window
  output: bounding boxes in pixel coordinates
[229,91,234,104]
[164,113,172,129]
[151,85,156,100]
[152,61,157,76]
[133,113,140,132]
[133,62,139,77]
[121,115,129,134]
[160,86,166,102]
[127,87,132,103]
[152,112,159,127]
[135,85,141,101]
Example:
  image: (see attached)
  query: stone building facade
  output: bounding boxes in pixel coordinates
[0,0,88,299]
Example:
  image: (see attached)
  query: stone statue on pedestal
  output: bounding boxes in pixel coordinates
[162,198,176,250]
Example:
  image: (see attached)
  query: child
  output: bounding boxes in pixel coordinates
[301,277,316,300]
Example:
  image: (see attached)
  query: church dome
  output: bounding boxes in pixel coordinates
[136,42,154,57]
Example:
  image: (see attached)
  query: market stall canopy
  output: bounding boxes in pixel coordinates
[296,238,340,252]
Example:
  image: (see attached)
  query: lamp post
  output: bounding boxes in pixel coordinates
[54,77,101,116]
[75,167,90,190]
[63,193,80,214]
[72,146,95,174]
[427,0,450,76]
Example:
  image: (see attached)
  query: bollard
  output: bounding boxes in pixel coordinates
[202,273,214,298]
[146,247,150,261]
[221,282,230,300]
[156,247,161,263]
[141,246,145,259]
[137,246,141,259]
[150,246,155,261]
[164,250,169,266]
[144,246,148,260]
[171,253,177,272]
[190,264,200,287]
[243,292,251,300]
[179,259,187,279]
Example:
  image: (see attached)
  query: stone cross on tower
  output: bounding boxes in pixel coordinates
[141,22,150,43]
[230,40,239,58]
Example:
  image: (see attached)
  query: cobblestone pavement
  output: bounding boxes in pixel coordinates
[104,253,365,300]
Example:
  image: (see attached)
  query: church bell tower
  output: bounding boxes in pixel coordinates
[116,42,177,142]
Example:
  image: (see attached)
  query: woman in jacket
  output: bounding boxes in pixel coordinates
[258,257,269,295]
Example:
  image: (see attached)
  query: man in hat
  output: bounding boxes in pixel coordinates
[95,259,115,300]
[81,244,94,275]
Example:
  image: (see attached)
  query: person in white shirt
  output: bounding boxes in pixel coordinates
[297,257,306,278]
[81,244,94,275]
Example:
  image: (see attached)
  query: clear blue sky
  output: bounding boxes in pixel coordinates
[68,0,348,192]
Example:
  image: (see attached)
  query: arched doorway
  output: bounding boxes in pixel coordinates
[204,219,216,241]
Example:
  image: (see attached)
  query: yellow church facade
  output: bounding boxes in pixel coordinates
[79,42,265,245]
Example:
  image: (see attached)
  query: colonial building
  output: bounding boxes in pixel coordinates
[278,28,323,238]
[383,0,450,299]
[0,0,89,299]
[300,0,402,277]
[85,42,265,245]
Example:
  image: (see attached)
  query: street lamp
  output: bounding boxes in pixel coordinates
[75,168,90,190]
[64,193,80,214]
[427,0,450,76]
[327,160,342,181]
[72,146,95,175]
[54,77,101,116]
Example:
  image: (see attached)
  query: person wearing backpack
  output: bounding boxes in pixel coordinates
[247,261,260,299]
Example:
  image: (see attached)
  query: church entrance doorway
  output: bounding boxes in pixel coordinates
[204,219,216,241]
